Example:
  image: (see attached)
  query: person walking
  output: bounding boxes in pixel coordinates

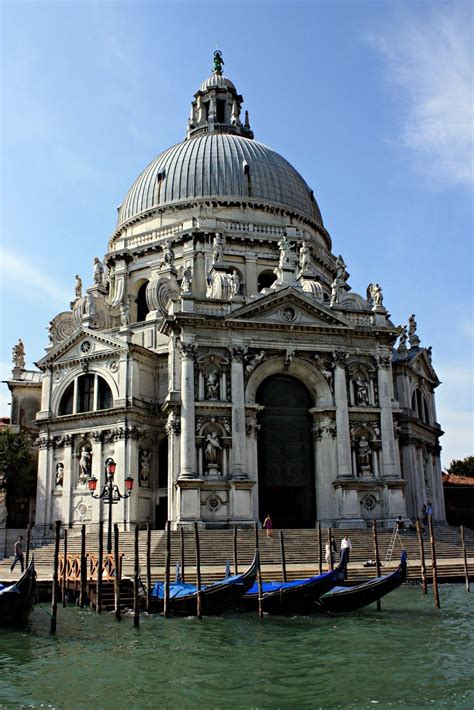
[263,514,273,538]
[10,535,24,574]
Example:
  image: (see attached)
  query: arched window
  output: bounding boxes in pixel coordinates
[411,388,430,424]
[136,282,150,322]
[58,374,113,416]
[257,270,277,292]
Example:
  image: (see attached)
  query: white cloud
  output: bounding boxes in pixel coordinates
[0,247,70,306]
[369,4,474,188]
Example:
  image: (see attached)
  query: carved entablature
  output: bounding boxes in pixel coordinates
[347,359,378,407]
[165,411,181,436]
[195,351,230,402]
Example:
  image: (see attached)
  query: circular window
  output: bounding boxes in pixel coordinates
[80,341,92,354]
[281,307,296,322]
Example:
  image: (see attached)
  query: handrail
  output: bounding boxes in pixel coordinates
[58,553,123,582]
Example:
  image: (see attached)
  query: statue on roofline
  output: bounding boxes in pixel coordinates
[12,339,25,368]
[213,50,224,75]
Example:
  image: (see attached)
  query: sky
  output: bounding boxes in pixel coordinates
[0,0,472,468]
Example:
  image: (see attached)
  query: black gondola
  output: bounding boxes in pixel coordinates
[148,553,258,615]
[319,551,407,613]
[238,555,347,615]
[0,559,36,626]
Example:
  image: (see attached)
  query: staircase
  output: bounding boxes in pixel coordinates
[1,526,473,586]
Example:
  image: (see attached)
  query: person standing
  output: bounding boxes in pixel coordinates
[263,514,273,538]
[341,535,352,562]
[10,535,24,573]
[426,501,433,518]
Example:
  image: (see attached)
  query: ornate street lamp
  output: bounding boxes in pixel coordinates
[88,458,134,554]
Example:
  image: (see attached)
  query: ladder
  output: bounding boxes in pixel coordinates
[384,526,402,565]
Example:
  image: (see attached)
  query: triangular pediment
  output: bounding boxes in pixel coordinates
[36,328,128,369]
[409,348,440,385]
[226,287,354,329]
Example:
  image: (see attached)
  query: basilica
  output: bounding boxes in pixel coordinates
[10,52,446,532]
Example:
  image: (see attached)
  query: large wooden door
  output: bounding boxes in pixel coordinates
[257,375,315,528]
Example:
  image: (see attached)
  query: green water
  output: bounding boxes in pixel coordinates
[0,585,473,709]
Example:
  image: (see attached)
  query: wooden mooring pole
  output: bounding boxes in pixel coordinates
[79,524,86,608]
[50,520,61,634]
[327,527,333,571]
[254,522,263,618]
[97,521,103,614]
[428,516,440,609]
[279,530,287,582]
[61,529,68,608]
[180,526,186,583]
[416,520,428,594]
[372,520,382,611]
[163,521,170,618]
[460,525,470,593]
[194,522,203,619]
[233,526,238,575]
[133,525,140,627]
[317,522,322,575]
[26,524,31,567]
[114,523,121,621]
[146,523,151,613]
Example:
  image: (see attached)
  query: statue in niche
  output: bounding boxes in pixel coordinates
[357,436,371,473]
[299,242,311,271]
[93,257,104,286]
[229,269,241,297]
[355,376,369,406]
[139,450,151,487]
[205,431,222,465]
[245,350,266,376]
[162,240,175,266]
[12,339,25,368]
[205,371,219,400]
[181,266,193,293]
[75,274,82,299]
[55,462,64,487]
[120,301,130,327]
[212,233,224,263]
[277,235,292,268]
[78,445,92,484]
[367,283,383,308]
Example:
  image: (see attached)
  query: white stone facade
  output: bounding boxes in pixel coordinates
[30,55,445,533]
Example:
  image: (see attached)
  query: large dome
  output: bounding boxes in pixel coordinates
[117,133,323,229]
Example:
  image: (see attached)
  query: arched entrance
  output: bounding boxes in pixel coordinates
[256,374,315,528]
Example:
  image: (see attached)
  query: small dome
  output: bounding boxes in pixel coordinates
[117,133,323,229]
[199,74,236,93]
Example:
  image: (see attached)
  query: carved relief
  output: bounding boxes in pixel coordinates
[55,462,64,487]
[314,354,334,393]
[139,450,152,487]
[312,423,337,441]
[78,441,92,486]
[245,349,266,378]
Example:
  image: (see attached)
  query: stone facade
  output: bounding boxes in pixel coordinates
[6,53,446,533]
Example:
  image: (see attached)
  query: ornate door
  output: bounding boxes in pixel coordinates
[257,375,315,528]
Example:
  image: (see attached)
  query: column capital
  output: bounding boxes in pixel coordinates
[177,339,197,361]
[333,350,348,369]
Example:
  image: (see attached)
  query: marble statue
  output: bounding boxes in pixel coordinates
[213,49,224,75]
[86,291,95,317]
[299,242,311,271]
[229,269,241,297]
[357,435,371,470]
[55,462,64,487]
[355,377,369,406]
[139,450,151,487]
[408,314,417,338]
[367,283,383,308]
[212,233,224,263]
[12,338,25,368]
[330,256,349,305]
[78,445,92,484]
[398,325,408,348]
[181,266,193,293]
[75,274,82,299]
[205,431,221,464]
[93,257,104,286]
[278,235,292,268]
[162,240,175,266]
[245,350,266,376]
[120,302,130,327]
[205,371,219,400]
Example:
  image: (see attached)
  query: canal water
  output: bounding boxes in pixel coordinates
[0,584,472,709]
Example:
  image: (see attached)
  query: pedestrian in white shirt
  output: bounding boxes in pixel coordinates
[341,535,352,561]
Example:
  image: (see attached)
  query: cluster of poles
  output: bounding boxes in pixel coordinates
[47,517,471,633]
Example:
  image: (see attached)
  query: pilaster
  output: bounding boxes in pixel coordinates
[377,354,397,478]
[230,347,247,480]
[178,340,198,479]
[333,351,352,477]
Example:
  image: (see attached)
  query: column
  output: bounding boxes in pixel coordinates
[62,436,73,527]
[333,351,352,477]
[178,341,197,479]
[377,354,397,478]
[35,436,51,532]
[245,253,258,297]
[90,432,103,526]
[230,347,247,480]
[193,242,207,298]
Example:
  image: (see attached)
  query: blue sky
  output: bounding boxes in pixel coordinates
[1,0,472,467]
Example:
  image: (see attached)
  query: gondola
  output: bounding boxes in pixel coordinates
[148,552,258,615]
[0,558,37,626]
[318,550,407,613]
[238,554,348,615]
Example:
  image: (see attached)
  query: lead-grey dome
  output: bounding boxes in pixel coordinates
[117,133,323,228]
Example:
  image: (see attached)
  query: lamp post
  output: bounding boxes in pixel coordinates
[88,458,134,554]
